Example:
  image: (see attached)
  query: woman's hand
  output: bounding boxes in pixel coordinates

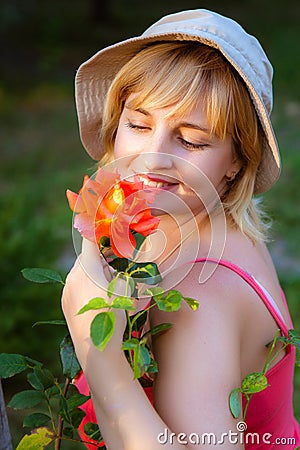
[61,238,127,368]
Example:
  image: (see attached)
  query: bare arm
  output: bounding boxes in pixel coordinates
[62,240,185,449]
[62,242,245,449]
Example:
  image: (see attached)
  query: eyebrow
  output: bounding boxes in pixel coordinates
[125,106,211,134]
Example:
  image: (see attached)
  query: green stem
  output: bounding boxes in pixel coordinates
[129,302,156,333]
[55,377,70,450]
[243,394,253,421]
[263,343,288,374]
[45,391,57,434]
[262,329,281,373]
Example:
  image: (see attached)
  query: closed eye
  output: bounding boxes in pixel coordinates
[178,137,209,150]
[125,121,150,131]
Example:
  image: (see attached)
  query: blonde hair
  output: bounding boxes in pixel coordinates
[100,41,270,242]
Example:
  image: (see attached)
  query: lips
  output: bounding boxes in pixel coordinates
[138,174,179,189]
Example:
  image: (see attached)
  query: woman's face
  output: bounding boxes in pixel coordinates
[113,94,240,218]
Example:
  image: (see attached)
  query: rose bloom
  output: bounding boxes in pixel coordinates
[66,168,159,258]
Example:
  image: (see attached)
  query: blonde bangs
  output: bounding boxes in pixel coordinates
[122,42,238,141]
[101,41,268,242]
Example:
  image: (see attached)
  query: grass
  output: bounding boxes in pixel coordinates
[1,1,299,447]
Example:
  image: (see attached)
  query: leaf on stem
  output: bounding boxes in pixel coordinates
[69,408,86,428]
[241,372,268,394]
[77,297,110,314]
[21,268,64,284]
[144,286,164,299]
[67,393,90,410]
[183,297,200,311]
[27,367,54,390]
[33,320,66,327]
[84,422,103,442]
[0,353,31,378]
[229,388,241,418]
[60,335,81,380]
[155,290,183,312]
[127,262,162,285]
[122,339,151,378]
[107,277,118,298]
[288,329,300,349]
[111,296,136,311]
[91,312,116,351]
[143,323,173,338]
[8,390,45,409]
[16,427,55,449]
[23,413,51,428]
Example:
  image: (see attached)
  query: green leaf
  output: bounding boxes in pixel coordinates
[146,358,158,374]
[143,323,173,338]
[8,390,45,409]
[62,426,74,438]
[35,367,54,389]
[110,257,130,272]
[22,268,64,284]
[288,329,300,349]
[183,297,200,311]
[91,312,116,351]
[69,408,86,428]
[84,422,103,441]
[67,393,90,410]
[16,427,55,449]
[0,353,30,378]
[77,297,110,314]
[144,286,164,300]
[23,413,50,428]
[33,320,66,327]
[60,335,81,380]
[107,278,118,298]
[241,372,268,394]
[127,262,162,284]
[131,310,148,334]
[59,395,71,423]
[45,384,61,398]
[27,367,54,390]
[122,338,140,351]
[229,388,241,418]
[155,290,183,312]
[133,345,151,379]
[132,232,146,255]
[111,296,136,311]
[24,356,43,367]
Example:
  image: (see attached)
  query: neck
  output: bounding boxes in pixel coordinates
[136,210,210,271]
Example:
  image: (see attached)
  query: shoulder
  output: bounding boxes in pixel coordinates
[150,261,246,441]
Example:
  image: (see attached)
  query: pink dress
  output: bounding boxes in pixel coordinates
[75,258,300,449]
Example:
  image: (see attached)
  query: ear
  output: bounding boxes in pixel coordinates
[225,157,242,181]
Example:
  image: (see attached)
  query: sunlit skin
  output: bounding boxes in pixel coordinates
[113,95,241,265]
[62,100,292,450]
[114,94,241,218]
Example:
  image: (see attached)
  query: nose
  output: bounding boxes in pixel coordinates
[143,128,173,170]
[143,151,173,170]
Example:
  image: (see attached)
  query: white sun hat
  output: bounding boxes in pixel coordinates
[75,9,281,194]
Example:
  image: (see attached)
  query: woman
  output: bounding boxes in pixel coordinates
[62,9,300,449]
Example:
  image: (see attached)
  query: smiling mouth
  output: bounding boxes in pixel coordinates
[137,174,179,188]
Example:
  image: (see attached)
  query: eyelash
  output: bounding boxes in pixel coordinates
[125,121,148,131]
[178,137,208,151]
[125,121,208,150]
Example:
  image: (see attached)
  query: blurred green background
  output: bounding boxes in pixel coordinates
[1,0,299,447]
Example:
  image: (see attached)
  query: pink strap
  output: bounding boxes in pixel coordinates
[193,258,290,335]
